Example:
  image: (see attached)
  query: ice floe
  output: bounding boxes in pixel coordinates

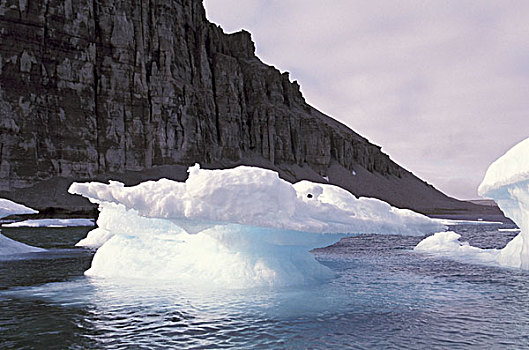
[3,218,95,228]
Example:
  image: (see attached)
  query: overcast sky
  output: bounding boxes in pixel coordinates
[203,1,528,199]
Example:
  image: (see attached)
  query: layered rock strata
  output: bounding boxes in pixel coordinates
[0,0,490,215]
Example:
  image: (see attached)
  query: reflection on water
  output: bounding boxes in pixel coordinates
[1,224,529,348]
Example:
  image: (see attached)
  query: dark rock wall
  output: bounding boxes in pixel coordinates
[0,0,403,192]
[0,0,490,216]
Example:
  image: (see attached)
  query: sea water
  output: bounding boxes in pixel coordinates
[1,222,528,349]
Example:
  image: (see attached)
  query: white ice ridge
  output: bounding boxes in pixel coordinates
[416,137,529,269]
[0,198,38,218]
[478,138,529,196]
[70,164,443,287]
[0,199,44,257]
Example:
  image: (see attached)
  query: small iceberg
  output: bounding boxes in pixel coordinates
[0,199,44,257]
[415,137,529,269]
[414,231,500,265]
[70,164,443,288]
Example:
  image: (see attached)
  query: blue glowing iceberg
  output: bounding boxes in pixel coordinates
[70,164,443,287]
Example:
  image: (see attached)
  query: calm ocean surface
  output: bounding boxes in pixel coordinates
[1,222,527,349]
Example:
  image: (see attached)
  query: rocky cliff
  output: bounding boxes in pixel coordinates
[0,0,493,216]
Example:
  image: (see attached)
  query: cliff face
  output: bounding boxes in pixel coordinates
[0,0,485,214]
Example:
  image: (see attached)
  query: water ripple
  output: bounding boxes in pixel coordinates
[1,224,529,348]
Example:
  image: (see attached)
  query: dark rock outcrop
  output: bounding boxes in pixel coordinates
[0,0,494,216]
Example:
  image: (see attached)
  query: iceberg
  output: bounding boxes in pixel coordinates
[414,231,500,265]
[415,137,529,269]
[70,164,443,287]
[0,198,44,257]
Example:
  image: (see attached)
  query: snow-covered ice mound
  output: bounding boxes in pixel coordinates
[0,199,44,257]
[414,231,500,266]
[415,137,529,269]
[70,164,443,288]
